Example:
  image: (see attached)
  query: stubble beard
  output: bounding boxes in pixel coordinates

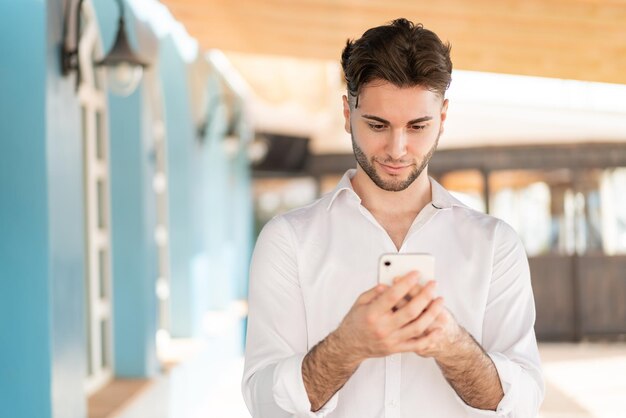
[351,130,440,192]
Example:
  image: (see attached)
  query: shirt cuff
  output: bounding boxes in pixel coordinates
[454,352,520,416]
[272,354,339,417]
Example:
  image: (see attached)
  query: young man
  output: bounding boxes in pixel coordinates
[243,18,544,418]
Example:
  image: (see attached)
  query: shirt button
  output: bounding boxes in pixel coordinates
[388,400,397,408]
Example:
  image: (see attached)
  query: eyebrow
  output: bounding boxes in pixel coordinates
[361,114,433,125]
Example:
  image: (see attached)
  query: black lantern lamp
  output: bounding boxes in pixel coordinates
[61,0,148,96]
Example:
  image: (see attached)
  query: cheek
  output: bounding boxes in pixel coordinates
[408,130,439,153]
[353,129,383,154]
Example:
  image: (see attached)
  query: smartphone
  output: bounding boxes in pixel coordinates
[378,253,435,287]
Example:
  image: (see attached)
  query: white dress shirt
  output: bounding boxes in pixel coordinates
[242,169,544,418]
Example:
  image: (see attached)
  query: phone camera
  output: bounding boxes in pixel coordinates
[384,261,391,267]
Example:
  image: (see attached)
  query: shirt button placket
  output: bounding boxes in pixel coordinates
[385,354,402,418]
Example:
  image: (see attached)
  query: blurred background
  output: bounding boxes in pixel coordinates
[1,0,626,417]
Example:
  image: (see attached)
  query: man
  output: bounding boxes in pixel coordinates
[242,18,544,418]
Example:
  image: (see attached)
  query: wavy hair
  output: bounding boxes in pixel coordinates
[341,18,452,107]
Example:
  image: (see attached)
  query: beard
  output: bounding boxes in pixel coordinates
[351,130,440,192]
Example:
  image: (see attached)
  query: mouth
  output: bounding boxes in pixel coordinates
[377,161,411,175]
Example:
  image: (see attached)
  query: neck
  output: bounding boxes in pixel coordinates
[350,165,432,216]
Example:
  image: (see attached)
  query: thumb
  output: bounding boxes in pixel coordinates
[357,284,386,305]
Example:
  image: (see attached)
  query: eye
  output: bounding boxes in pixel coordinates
[411,124,427,131]
[367,123,387,132]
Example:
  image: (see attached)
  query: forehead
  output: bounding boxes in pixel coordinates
[356,80,443,120]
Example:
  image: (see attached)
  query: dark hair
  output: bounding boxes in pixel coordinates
[341,18,452,107]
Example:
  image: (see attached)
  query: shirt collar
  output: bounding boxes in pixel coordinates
[326,169,464,211]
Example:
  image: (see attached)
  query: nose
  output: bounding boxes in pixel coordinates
[386,128,407,160]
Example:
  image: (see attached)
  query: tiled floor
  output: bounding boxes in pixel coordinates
[539,343,626,418]
[204,343,626,418]
[195,358,250,418]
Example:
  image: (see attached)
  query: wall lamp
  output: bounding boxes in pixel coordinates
[61,0,148,96]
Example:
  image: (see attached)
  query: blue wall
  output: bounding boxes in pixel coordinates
[0,1,254,416]
[0,0,87,417]
[0,2,52,417]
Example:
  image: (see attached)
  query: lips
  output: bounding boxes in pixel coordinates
[378,162,410,174]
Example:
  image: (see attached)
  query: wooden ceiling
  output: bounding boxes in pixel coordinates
[161,0,626,85]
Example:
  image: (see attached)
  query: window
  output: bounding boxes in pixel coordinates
[489,167,626,256]
[489,169,573,256]
[598,168,626,255]
[78,0,113,396]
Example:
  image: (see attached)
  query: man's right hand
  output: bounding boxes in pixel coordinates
[333,271,441,365]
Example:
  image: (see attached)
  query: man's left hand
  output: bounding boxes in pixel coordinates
[407,304,464,360]
[389,278,465,359]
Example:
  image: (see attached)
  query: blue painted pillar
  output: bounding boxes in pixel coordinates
[160,35,197,337]
[205,78,232,313]
[1,1,87,417]
[107,89,159,377]
[233,151,254,300]
[225,106,254,351]
[229,109,254,303]
[0,3,52,416]
[47,0,89,417]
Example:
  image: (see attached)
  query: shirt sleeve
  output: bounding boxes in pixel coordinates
[241,216,339,417]
[459,220,545,417]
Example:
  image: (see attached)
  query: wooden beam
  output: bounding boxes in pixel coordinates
[304,143,626,176]
[161,0,626,84]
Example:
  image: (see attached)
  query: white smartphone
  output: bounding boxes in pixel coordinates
[378,253,435,287]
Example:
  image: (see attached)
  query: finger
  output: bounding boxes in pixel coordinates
[373,272,419,314]
[403,282,423,304]
[395,297,444,340]
[392,271,421,287]
[357,284,387,305]
[390,281,437,327]
[392,275,425,310]
[392,296,409,311]
[401,327,443,353]
[406,281,423,298]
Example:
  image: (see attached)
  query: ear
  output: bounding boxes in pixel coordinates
[439,98,449,135]
[342,95,351,134]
